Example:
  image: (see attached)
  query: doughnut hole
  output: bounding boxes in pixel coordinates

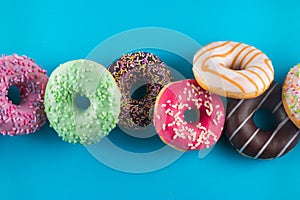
[74,95,91,110]
[253,109,276,131]
[184,108,200,123]
[7,85,21,105]
[131,84,147,101]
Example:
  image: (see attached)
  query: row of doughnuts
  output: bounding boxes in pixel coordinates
[0,40,299,160]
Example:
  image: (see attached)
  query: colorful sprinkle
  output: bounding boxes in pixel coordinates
[44,60,121,145]
[0,54,48,135]
[108,52,171,129]
[154,79,225,151]
[283,64,300,125]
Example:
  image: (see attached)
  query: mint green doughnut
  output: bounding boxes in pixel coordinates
[44,59,121,145]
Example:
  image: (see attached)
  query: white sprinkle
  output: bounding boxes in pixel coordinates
[168,122,174,127]
[213,119,218,125]
[162,123,166,130]
[167,100,171,104]
[178,95,182,100]
[165,108,171,114]
[204,101,213,116]
[191,84,199,91]
[156,115,161,120]
[162,104,166,107]
[171,104,178,109]
[186,82,191,86]
[174,111,181,118]
[196,102,202,109]
[215,105,220,109]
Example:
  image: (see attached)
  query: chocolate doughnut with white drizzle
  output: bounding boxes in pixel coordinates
[225,82,300,159]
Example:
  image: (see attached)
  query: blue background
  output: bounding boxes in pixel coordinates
[1,0,300,199]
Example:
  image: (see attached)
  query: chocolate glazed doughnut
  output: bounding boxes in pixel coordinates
[108,52,171,129]
[225,82,300,159]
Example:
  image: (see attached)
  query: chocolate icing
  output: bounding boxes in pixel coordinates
[108,51,171,129]
[225,82,300,159]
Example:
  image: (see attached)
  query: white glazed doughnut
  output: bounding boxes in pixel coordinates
[192,41,274,99]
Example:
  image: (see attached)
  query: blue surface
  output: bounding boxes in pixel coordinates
[1,0,300,199]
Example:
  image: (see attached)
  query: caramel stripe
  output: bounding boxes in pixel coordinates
[250,65,271,83]
[228,83,278,141]
[211,43,242,58]
[264,59,274,74]
[239,49,257,67]
[276,130,300,158]
[246,70,266,90]
[243,52,263,68]
[221,61,259,91]
[236,71,259,91]
[194,41,231,64]
[230,45,252,69]
[200,43,246,93]
[254,117,290,159]
[201,60,246,93]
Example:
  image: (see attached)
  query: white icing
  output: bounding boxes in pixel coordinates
[193,41,274,95]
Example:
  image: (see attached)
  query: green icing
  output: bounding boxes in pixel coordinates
[44,59,121,145]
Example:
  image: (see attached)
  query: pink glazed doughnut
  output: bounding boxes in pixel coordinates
[154,79,225,151]
[0,54,48,135]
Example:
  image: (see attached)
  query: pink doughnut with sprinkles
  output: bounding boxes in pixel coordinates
[0,54,48,135]
[154,79,225,151]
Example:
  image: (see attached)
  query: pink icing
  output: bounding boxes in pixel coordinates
[0,54,48,135]
[154,79,225,151]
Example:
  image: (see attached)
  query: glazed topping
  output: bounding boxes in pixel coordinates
[0,54,48,135]
[283,64,300,121]
[154,79,225,151]
[44,60,120,144]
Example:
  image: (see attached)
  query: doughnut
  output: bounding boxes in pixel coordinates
[44,59,121,145]
[153,79,225,151]
[193,41,274,99]
[225,82,300,159]
[108,51,171,129]
[0,54,48,135]
[282,64,300,129]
